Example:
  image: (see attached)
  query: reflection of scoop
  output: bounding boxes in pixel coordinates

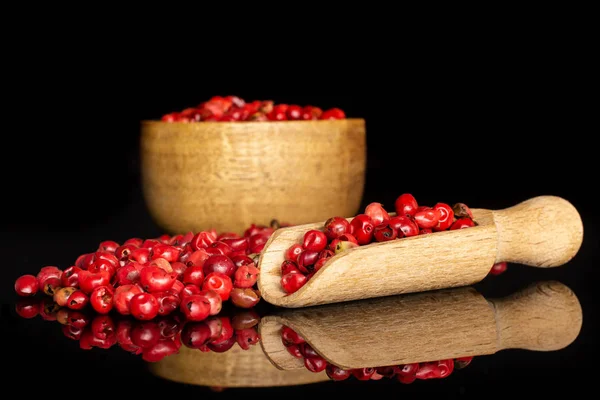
[259,280,582,370]
[258,196,583,307]
[148,343,327,388]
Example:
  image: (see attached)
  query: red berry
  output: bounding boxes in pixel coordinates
[220,237,248,253]
[236,327,260,350]
[67,290,89,310]
[203,255,236,278]
[95,251,119,268]
[450,218,476,230]
[414,207,441,229]
[267,104,288,121]
[143,339,180,362]
[489,262,508,275]
[151,244,181,263]
[211,316,234,344]
[171,280,184,294]
[433,203,454,231]
[130,321,161,349]
[234,264,259,288]
[115,264,140,286]
[373,223,398,242]
[153,290,181,316]
[304,357,327,372]
[162,113,178,122]
[230,288,260,308]
[199,289,222,315]
[388,215,419,237]
[396,363,419,376]
[88,285,113,314]
[130,293,159,320]
[281,260,302,275]
[205,241,232,257]
[286,105,303,120]
[180,294,211,321]
[114,284,143,315]
[231,310,260,330]
[285,244,303,262]
[323,217,352,240]
[302,345,320,358]
[149,258,173,273]
[186,249,210,268]
[181,283,201,299]
[281,273,307,294]
[89,259,117,278]
[353,368,375,380]
[437,359,454,377]
[415,361,442,379]
[124,238,144,247]
[40,277,61,296]
[181,322,212,349]
[326,365,351,381]
[15,298,41,318]
[91,315,116,341]
[350,214,375,245]
[171,261,187,281]
[190,231,217,250]
[231,254,254,268]
[14,275,39,296]
[208,335,237,353]
[313,258,328,272]
[202,272,233,301]
[115,244,137,260]
[36,266,62,290]
[78,253,96,270]
[320,108,345,119]
[78,270,111,294]
[395,193,418,217]
[452,203,474,219]
[297,250,319,273]
[182,265,204,286]
[281,326,305,345]
[365,202,390,225]
[286,344,303,358]
[302,230,328,252]
[98,240,120,253]
[61,266,82,288]
[248,233,268,253]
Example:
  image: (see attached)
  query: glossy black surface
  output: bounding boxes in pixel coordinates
[2,79,598,399]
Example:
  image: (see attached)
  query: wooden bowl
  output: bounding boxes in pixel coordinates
[140,120,366,234]
[147,344,328,388]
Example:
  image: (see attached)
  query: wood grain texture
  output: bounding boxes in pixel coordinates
[258,281,582,370]
[148,343,327,387]
[140,120,366,234]
[257,196,583,308]
[493,196,583,266]
[492,280,582,351]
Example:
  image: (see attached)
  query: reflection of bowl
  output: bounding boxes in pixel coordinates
[148,344,327,387]
[140,120,366,234]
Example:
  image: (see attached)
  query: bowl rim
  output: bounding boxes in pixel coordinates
[140,118,365,125]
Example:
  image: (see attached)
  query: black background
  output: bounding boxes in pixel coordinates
[1,32,597,398]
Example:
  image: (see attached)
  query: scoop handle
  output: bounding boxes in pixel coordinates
[492,281,582,351]
[492,196,583,266]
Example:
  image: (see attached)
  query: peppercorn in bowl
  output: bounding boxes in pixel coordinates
[140,96,366,234]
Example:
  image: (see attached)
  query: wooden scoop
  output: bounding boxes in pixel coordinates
[257,195,583,308]
[259,280,582,370]
[148,342,327,388]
